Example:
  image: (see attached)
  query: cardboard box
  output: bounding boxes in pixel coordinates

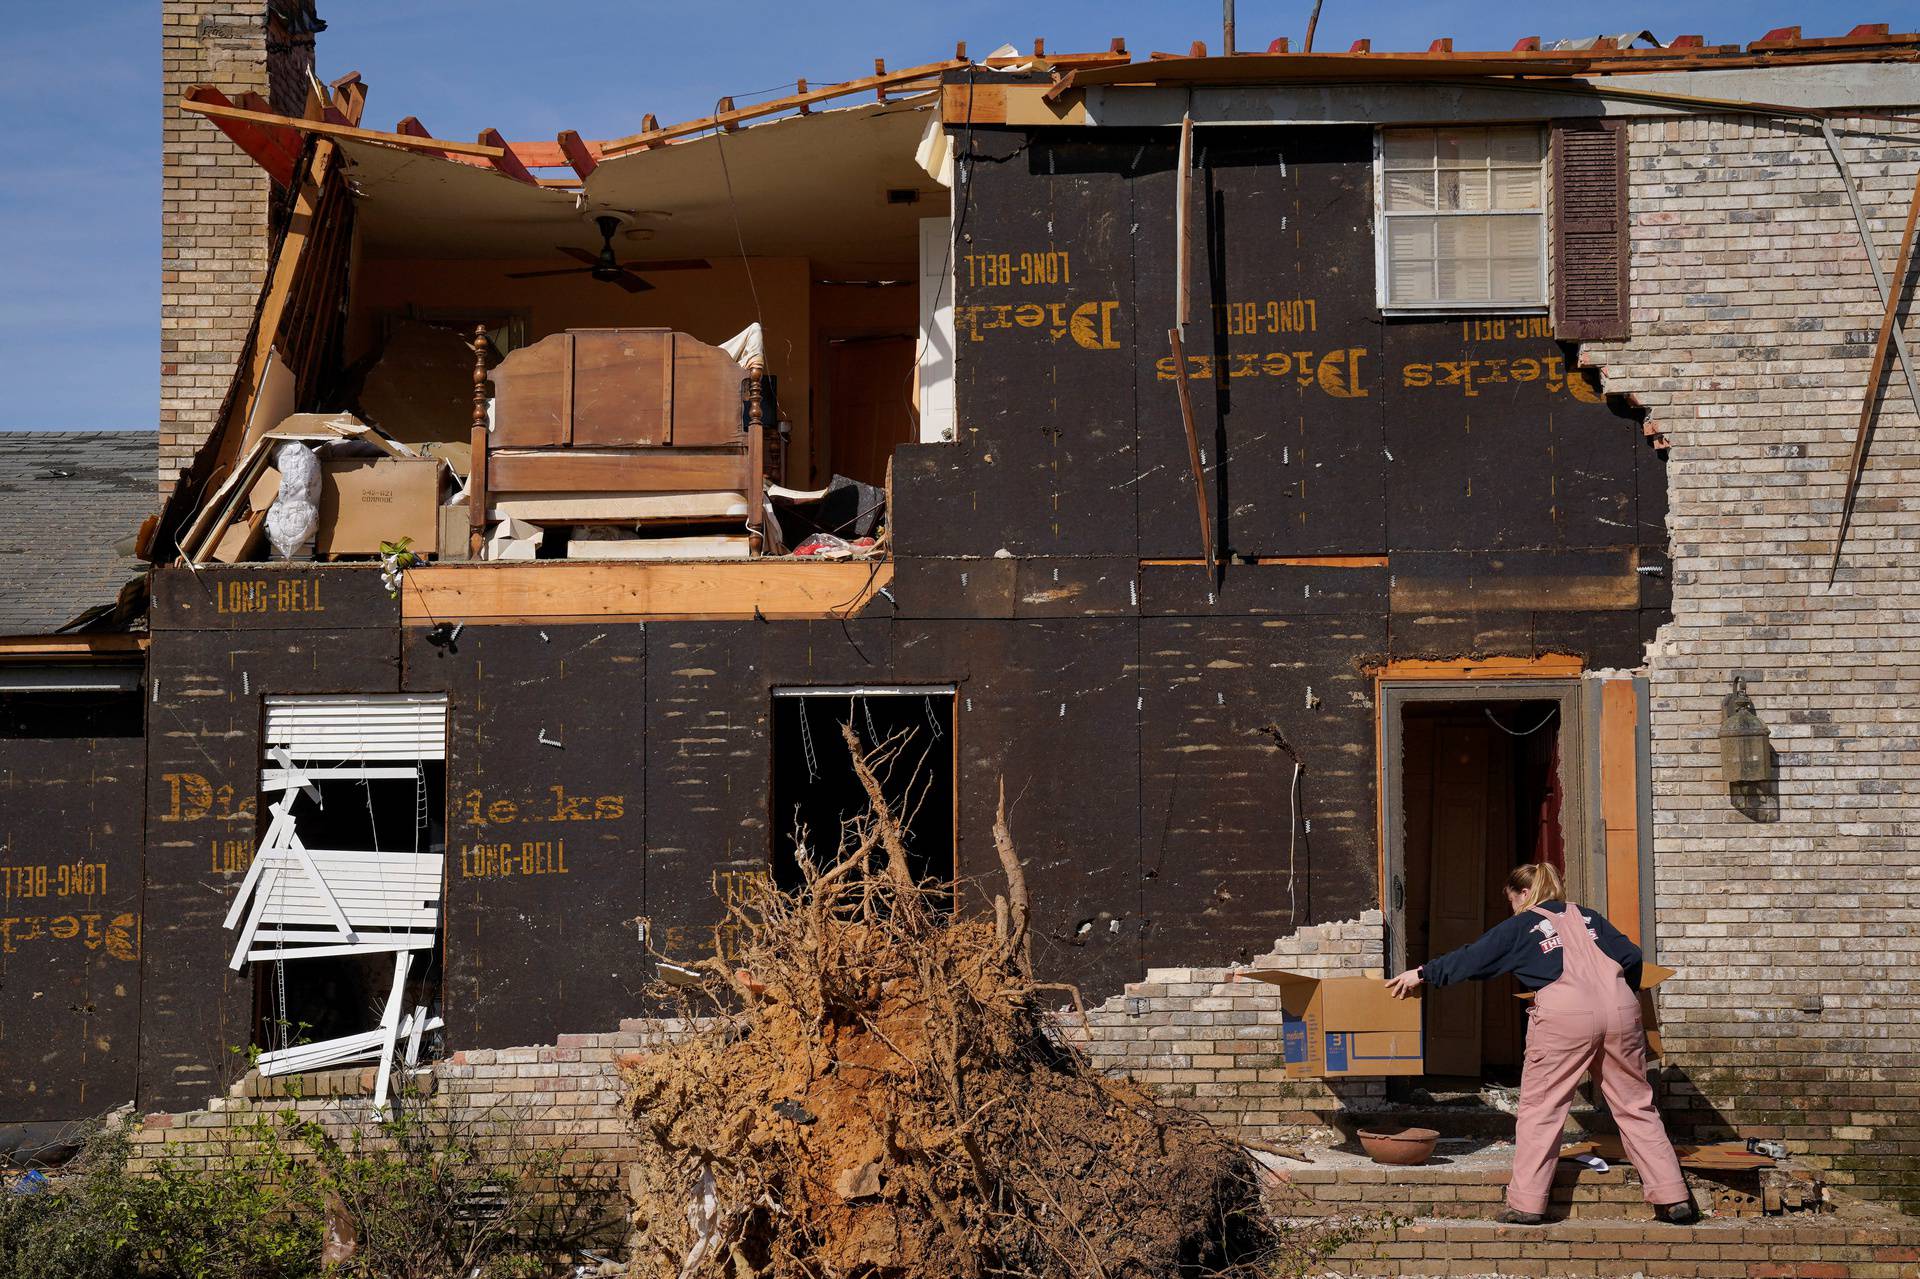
[318,457,440,556]
[1241,970,1424,1079]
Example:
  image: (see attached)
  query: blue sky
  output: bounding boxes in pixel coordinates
[0,0,1903,430]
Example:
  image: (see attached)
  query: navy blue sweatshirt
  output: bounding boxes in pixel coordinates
[1420,901,1643,992]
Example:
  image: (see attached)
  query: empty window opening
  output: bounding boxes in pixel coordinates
[0,667,143,738]
[228,694,449,1110]
[1399,699,1563,1086]
[769,687,955,895]
[249,764,447,1050]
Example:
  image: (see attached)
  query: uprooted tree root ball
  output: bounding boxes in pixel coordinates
[619,726,1353,1278]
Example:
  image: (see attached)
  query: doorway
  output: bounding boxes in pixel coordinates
[824,335,918,488]
[1380,680,1590,1084]
[769,687,956,893]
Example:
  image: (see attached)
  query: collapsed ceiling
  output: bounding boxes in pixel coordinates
[341,96,945,275]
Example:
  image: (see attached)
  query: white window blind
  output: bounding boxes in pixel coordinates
[1379,126,1547,310]
[264,694,449,761]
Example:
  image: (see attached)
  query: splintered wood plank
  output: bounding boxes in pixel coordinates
[1829,167,1920,579]
[1372,654,1584,681]
[401,561,894,623]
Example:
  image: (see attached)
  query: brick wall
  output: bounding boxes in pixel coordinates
[1582,112,1920,1210]
[130,917,1387,1175]
[159,3,319,490]
[1064,912,1389,1134]
[128,1026,656,1185]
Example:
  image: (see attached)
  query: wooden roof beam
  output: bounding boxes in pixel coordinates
[477,127,538,184]
[329,71,368,126]
[182,92,507,159]
[601,58,966,155]
[180,87,302,187]
[392,115,492,169]
[556,129,599,179]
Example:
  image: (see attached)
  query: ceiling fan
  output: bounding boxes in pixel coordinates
[507,213,708,293]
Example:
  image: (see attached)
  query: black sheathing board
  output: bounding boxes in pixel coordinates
[1137,615,1384,970]
[894,131,1143,559]
[401,624,648,1052]
[1136,127,1385,559]
[0,736,144,1122]
[643,617,1136,992]
[138,567,399,1113]
[1383,322,1650,553]
[934,619,1140,996]
[641,620,898,976]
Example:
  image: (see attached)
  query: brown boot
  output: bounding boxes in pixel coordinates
[1495,1208,1546,1225]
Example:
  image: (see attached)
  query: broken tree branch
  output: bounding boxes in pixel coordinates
[840,722,915,887]
[991,777,1031,976]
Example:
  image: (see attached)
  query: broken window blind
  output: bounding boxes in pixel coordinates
[263,693,449,760]
[227,693,450,1111]
[1379,126,1547,310]
[1550,120,1631,341]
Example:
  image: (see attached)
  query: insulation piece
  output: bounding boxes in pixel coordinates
[266,442,321,560]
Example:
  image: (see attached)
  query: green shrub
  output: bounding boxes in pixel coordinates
[0,1116,319,1279]
[0,1082,609,1279]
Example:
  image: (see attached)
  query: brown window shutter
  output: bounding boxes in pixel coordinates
[1551,120,1630,341]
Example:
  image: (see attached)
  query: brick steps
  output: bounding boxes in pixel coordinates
[1280,1158,1684,1222]
[1320,1210,1920,1278]
[1271,1139,1824,1223]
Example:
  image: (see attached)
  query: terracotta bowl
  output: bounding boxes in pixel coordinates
[1358,1126,1439,1166]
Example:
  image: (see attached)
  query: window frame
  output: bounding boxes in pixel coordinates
[1373,125,1551,315]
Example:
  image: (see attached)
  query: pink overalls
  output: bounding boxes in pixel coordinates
[1507,903,1689,1215]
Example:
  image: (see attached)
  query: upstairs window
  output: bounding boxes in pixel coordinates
[1378,126,1547,312]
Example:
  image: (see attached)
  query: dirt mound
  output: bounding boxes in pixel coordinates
[620,727,1331,1278]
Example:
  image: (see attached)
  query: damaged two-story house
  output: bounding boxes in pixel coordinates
[3,3,1918,1215]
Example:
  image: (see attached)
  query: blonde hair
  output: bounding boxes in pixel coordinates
[1507,863,1566,912]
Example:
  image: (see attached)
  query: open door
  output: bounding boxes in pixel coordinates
[1384,681,1586,1084]
[1421,715,1498,1077]
[825,335,917,488]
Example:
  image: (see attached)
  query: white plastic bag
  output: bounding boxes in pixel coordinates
[266,442,321,560]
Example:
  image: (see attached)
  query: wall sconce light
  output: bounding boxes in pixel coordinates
[1720,677,1777,815]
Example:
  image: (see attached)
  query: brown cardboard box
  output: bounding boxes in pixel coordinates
[317,457,440,556]
[1242,970,1425,1079]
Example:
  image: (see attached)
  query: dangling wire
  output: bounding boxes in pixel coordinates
[413,753,428,854]
[1485,706,1559,737]
[861,696,880,748]
[924,695,945,741]
[274,951,289,1053]
[1287,759,1302,926]
[798,699,821,783]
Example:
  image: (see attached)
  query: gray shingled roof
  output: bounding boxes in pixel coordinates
[0,432,155,636]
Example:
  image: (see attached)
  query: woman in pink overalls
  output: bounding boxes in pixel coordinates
[1385,863,1696,1225]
